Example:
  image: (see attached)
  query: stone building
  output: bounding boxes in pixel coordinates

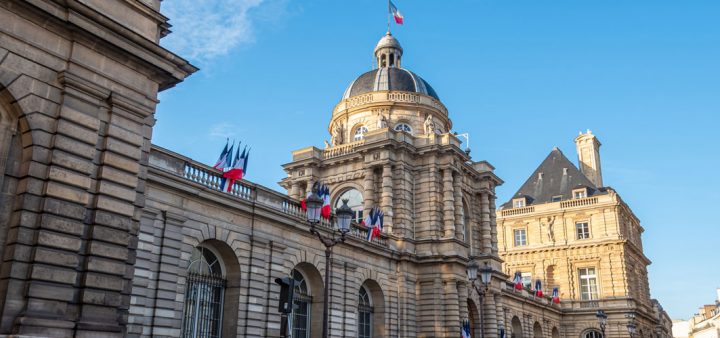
[0,1,670,338]
[672,289,720,338]
[496,131,672,338]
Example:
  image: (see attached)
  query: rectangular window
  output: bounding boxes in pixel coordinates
[579,267,599,300]
[513,229,527,246]
[521,272,532,289]
[513,198,526,208]
[551,195,563,202]
[576,222,590,239]
[573,189,587,199]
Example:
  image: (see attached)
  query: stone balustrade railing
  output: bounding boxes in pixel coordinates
[323,139,365,160]
[151,146,389,248]
[560,196,598,209]
[499,195,610,218]
[500,206,535,217]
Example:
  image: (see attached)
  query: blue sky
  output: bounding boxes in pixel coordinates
[156,0,720,319]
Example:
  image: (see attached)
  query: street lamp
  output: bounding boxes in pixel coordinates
[305,185,353,338]
[467,259,493,338]
[596,310,608,337]
[627,322,637,338]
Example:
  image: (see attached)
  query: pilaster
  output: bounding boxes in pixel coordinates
[442,168,455,238]
[380,163,394,233]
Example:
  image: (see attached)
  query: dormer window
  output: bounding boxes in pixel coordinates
[551,195,563,202]
[573,188,588,199]
[513,198,526,208]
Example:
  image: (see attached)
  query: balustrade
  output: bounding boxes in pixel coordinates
[176,159,388,248]
[560,197,598,209]
[323,139,364,159]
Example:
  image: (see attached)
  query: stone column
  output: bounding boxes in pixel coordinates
[483,291,499,338]
[381,163,394,233]
[444,279,460,336]
[480,192,492,253]
[289,181,302,200]
[363,167,375,212]
[442,168,456,238]
[453,171,465,240]
[305,179,314,196]
[495,293,505,337]
[489,194,499,255]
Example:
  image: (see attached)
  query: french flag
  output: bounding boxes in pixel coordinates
[213,140,231,171]
[513,272,523,291]
[461,320,471,338]
[389,1,404,24]
[320,184,331,220]
[552,287,560,304]
[535,279,543,297]
[221,147,247,192]
[364,209,377,241]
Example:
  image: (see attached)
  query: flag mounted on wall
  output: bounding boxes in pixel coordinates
[461,320,472,338]
[363,206,384,242]
[513,272,523,291]
[552,287,560,304]
[535,279,543,297]
[389,1,404,24]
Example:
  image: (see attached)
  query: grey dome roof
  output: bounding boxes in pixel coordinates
[375,33,402,54]
[342,67,440,100]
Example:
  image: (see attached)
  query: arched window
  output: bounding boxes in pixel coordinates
[358,286,373,338]
[354,125,368,141]
[292,269,312,338]
[394,123,412,133]
[334,189,364,223]
[182,246,226,338]
[584,330,603,338]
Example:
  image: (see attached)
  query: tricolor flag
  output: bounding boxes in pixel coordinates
[513,272,523,291]
[500,328,506,338]
[552,287,560,304]
[364,207,384,242]
[212,139,230,170]
[320,184,331,220]
[221,146,247,192]
[461,320,472,338]
[389,1,404,25]
[535,279,543,297]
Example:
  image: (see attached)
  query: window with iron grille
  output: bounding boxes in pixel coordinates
[358,287,373,338]
[292,269,312,338]
[182,247,226,338]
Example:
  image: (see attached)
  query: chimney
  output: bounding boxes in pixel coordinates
[574,129,603,187]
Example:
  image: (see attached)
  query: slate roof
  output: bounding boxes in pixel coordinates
[502,148,606,209]
[342,67,440,100]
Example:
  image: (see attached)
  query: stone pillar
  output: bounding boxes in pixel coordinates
[444,279,460,336]
[289,181,302,200]
[489,194,499,255]
[442,168,456,238]
[453,172,465,240]
[363,167,375,212]
[495,293,505,336]
[480,192,492,253]
[381,163,394,233]
[305,179,314,196]
[483,291,499,338]
[428,161,440,238]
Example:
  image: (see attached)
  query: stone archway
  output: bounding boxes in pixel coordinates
[533,321,543,338]
[360,279,386,337]
[511,316,523,338]
[552,326,560,338]
[468,298,480,338]
[291,262,325,337]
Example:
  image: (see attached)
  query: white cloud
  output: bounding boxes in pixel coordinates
[209,122,243,139]
[161,0,265,60]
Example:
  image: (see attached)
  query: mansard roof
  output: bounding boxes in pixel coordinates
[502,148,606,208]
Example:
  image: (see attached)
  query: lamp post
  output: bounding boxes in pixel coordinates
[627,322,637,338]
[305,187,353,338]
[467,259,493,338]
[596,310,608,337]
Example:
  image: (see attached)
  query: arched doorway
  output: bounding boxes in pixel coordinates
[358,279,385,337]
[511,316,523,338]
[468,299,480,338]
[533,321,543,338]
[181,240,241,338]
[290,263,324,338]
[551,326,560,338]
[583,329,603,338]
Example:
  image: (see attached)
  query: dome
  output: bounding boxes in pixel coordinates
[342,67,440,100]
[374,33,403,54]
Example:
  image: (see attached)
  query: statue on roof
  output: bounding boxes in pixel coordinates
[331,123,344,146]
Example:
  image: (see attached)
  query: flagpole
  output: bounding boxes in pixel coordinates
[387,0,391,33]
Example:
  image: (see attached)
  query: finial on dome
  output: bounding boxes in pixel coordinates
[374,32,403,69]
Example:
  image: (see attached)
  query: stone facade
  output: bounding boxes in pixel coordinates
[0,1,672,338]
[0,0,195,336]
[497,132,672,338]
